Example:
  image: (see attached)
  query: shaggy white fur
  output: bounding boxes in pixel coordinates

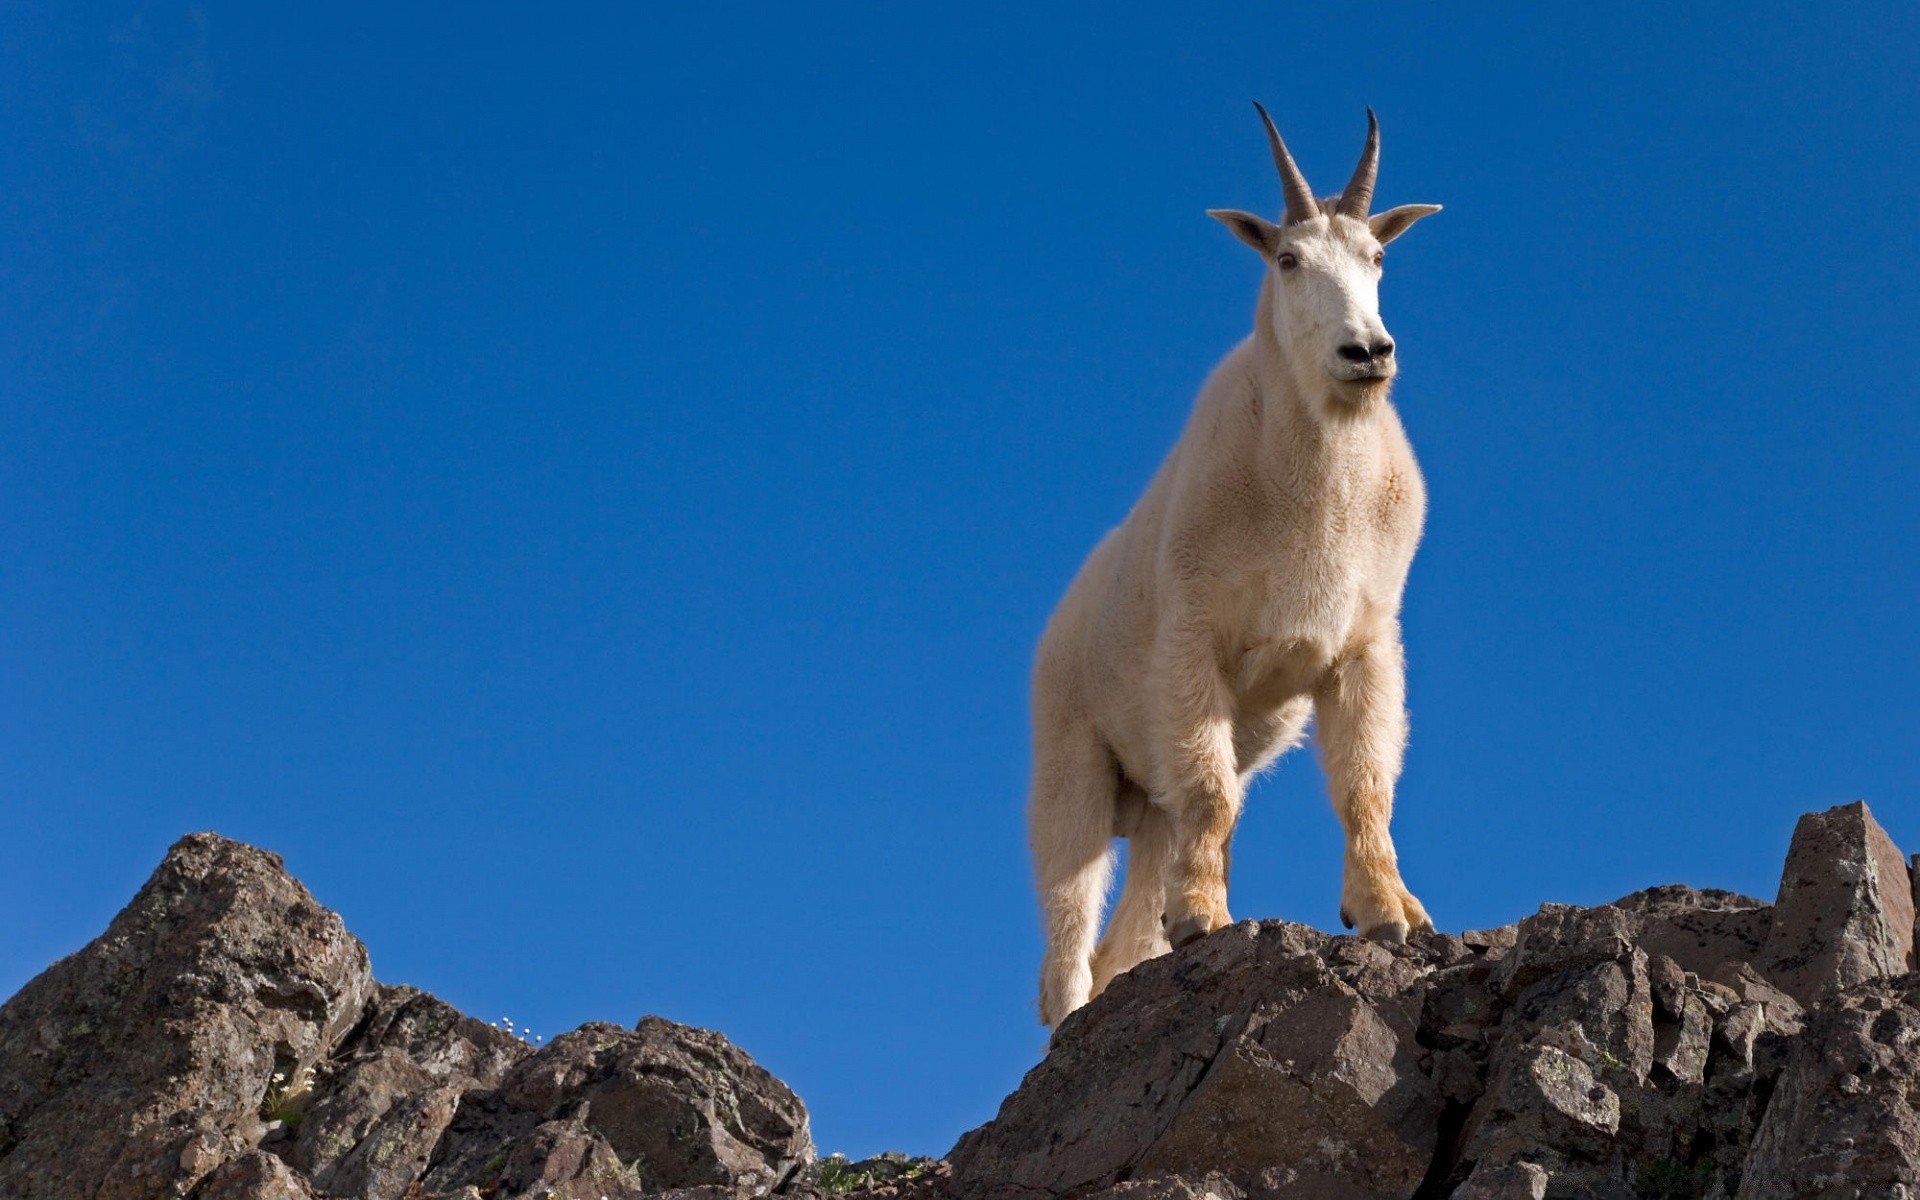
[1031,106,1443,1028]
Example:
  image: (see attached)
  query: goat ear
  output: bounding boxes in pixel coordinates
[1369,204,1442,245]
[1208,209,1280,256]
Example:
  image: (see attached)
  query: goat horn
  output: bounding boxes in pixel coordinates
[1335,107,1380,219]
[1251,101,1318,225]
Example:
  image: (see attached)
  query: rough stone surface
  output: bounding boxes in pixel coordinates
[343,981,529,1087]
[1763,801,1915,1007]
[1454,1160,1548,1200]
[493,1115,649,1199]
[194,1149,321,1200]
[949,922,1442,1199]
[0,833,373,1200]
[13,809,1920,1200]
[1610,885,1773,978]
[0,833,811,1200]
[501,1017,814,1192]
[947,874,1870,1200]
[1737,974,1920,1198]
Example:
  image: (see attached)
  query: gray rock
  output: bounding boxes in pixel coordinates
[192,1149,320,1200]
[1462,925,1521,958]
[947,921,1441,1200]
[500,1016,813,1193]
[1737,974,1920,1198]
[287,1047,437,1187]
[0,833,374,1200]
[494,1115,649,1200]
[417,1088,544,1194]
[1762,801,1915,1006]
[1465,1043,1621,1163]
[1610,886,1773,978]
[1079,1172,1246,1200]
[1492,904,1638,1000]
[1509,948,1655,1084]
[341,983,529,1088]
[321,1079,465,1199]
[1455,1161,1549,1200]
[285,987,528,1198]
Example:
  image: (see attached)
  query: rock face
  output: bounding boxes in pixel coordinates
[6,801,1920,1200]
[0,833,374,1200]
[0,834,812,1200]
[948,925,1440,1199]
[951,801,1920,1200]
[1762,801,1915,1006]
[1737,974,1920,1199]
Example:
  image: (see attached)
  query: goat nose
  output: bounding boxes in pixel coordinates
[1371,339,1394,359]
[1337,343,1374,364]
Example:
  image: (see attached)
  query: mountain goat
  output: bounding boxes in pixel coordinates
[1031,104,1443,1028]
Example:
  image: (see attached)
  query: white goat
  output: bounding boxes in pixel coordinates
[1031,105,1443,1028]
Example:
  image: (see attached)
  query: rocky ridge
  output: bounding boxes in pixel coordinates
[4,801,1920,1199]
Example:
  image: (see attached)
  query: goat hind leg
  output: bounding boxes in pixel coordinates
[1090,785,1172,996]
[1031,722,1118,1028]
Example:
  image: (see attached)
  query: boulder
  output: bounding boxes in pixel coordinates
[502,1017,814,1192]
[1453,1160,1549,1199]
[0,833,374,1200]
[493,1115,649,1200]
[422,1016,814,1196]
[1762,801,1914,1006]
[286,986,530,1197]
[0,834,814,1200]
[1609,886,1772,979]
[193,1149,320,1200]
[341,982,529,1087]
[948,922,1442,1200]
[1737,974,1920,1198]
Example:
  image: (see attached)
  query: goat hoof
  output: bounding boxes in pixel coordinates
[1362,920,1409,947]
[1166,914,1213,948]
[1338,907,1355,930]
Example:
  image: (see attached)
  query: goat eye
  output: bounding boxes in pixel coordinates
[1371,252,1384,268]
[1276,252,1298,270]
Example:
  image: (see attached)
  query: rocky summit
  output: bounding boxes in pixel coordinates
[6,803,1920,1199]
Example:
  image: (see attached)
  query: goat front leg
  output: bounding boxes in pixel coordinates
[1151,631,1242,949]
[1315,634,1432,944]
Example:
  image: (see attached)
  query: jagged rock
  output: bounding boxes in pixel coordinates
[494,1115,649,1200]
[0,834,814,1200]
[1462,926,1521,959]
[285,986,528,1199]
[1611,886,1773,978]
[1762,801,1915,1007]
[421,1016,813,1196]
[1509,947,1655,1083]
[288,1048,437,1186]
[342,983,529,1087]
[502,1017,813,1192]
[1736,974,1920,1198]
[948,921,1441,1200]
[790,1152,949,1200]
[418,1088,545,1193]
[1454,1160,1548,1200]
[1465,1043,1621,1164]
[14,805,1920,1200]
[193,1149,320,1200]
[1491,904,1638,1000]
[0,833,374,1200]
[1079,1172,1244,1200]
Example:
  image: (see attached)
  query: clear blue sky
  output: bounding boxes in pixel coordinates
[4,1,1917,1159]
